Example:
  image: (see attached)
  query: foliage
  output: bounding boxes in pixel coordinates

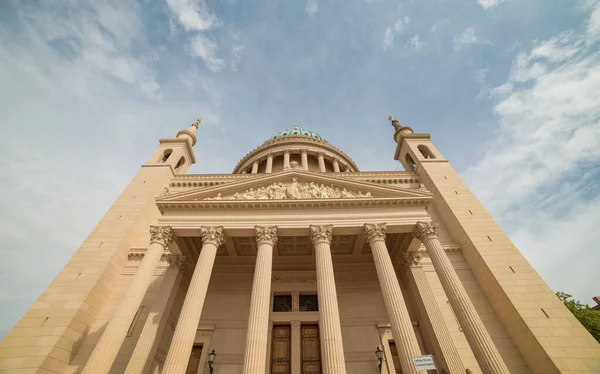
[556,292,600,343]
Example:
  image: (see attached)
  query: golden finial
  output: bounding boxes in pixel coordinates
[387,116,401,131]
[192,117,202,129]
[293,124,299,130]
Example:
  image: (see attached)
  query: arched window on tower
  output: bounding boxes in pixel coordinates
[417,145,436,159]
[161,149,173,163]
[174,156,185,172]
[405,153,416,171]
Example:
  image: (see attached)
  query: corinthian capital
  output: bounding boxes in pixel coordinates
[201,226,225,247]
[400,251,422,270]
[364,223,387,243]
[413,221,439,241]
[310,225,333,244]
[255,226,278,246]
[150,226,174,247]
[167,255,189,273]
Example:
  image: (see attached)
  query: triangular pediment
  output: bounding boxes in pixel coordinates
[158,170,431,205]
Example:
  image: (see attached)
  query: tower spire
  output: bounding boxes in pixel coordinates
[177,117,202,146]
[387,115,414,143]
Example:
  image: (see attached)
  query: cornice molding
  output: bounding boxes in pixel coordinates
[157,197,430,212]
[169,171,420,189]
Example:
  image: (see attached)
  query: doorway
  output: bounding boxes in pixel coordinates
[186,344,203,374]
[271,325,292,374]
[301,325,321,374]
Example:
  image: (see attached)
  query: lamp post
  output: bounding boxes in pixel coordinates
[208,349,217,374]
[375,346,384,373]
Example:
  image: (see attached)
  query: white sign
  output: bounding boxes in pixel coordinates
[411,355,436,371]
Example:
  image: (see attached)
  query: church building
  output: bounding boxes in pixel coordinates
[1,119,599,374]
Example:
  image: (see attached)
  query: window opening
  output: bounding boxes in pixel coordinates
[299,295,319,312]
[273,295,293,312]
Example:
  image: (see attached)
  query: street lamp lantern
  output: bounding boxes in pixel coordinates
[208,349,217,374]
[375,346,384,373]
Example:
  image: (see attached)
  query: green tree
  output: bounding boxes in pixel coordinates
[556,292,600,343]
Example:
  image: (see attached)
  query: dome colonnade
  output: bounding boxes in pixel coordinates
[233,126,359,174]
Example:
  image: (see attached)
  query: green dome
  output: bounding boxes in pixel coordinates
[269,126,327,143]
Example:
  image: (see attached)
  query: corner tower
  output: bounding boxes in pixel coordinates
[390,117,600,373]
[0,120,200,374]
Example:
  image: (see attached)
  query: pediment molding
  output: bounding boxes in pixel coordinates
[157,170,431,212]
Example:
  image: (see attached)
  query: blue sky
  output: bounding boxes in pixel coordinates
[0,0,599,339]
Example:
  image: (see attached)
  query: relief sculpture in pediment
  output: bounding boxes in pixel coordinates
[204,178,372,200]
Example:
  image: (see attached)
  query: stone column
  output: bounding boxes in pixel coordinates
[310,225,347,374]
[242,226,278,374]
[125,256,187,374]
[317,152,326,172]
[83,226,174,374]
[251,159,259,174]
[266,153,274,174]
[364,223,421,374]
[332,158,340,173]
[401,252,465,374]
[301,149,309,170]
[162,226,224,374]
[283,150,291,169]
[413,222,510,374]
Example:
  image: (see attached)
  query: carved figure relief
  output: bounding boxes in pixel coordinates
[204,179,372,200]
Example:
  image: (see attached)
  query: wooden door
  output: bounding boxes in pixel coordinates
[271,325,292,374]
[186,345,203,374]
[389,341,403,373]
[301,325,321,374]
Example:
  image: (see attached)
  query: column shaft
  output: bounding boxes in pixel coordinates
[311,225,347,374]
[365,223,420,374]
[162,227,224,374]
[416,223,509,374]
[317,153,326,172]
[333,159,340,173]
[266,154,274,173]
[284,151,291,169]
[406,259,465,373]
[371,240,421,374]
[251,160,259,174]
[125,260,183,374]
[83,226,173,374]
[242,226,277,374]
[301,150,308,170]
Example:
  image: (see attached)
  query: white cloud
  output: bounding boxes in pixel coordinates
[165,0,218,31]
[383,28,394,51]
[478,0,505,9]
[453,27,479,51]
[165,0,235,72]
[405,34,425,52]
[476,68,488,86]
[305,0,319,16]
[6,1,161,98]
[586,3,600,39]
[382,16,411,51]
[463,18,600,303]
[188,34,226,72]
